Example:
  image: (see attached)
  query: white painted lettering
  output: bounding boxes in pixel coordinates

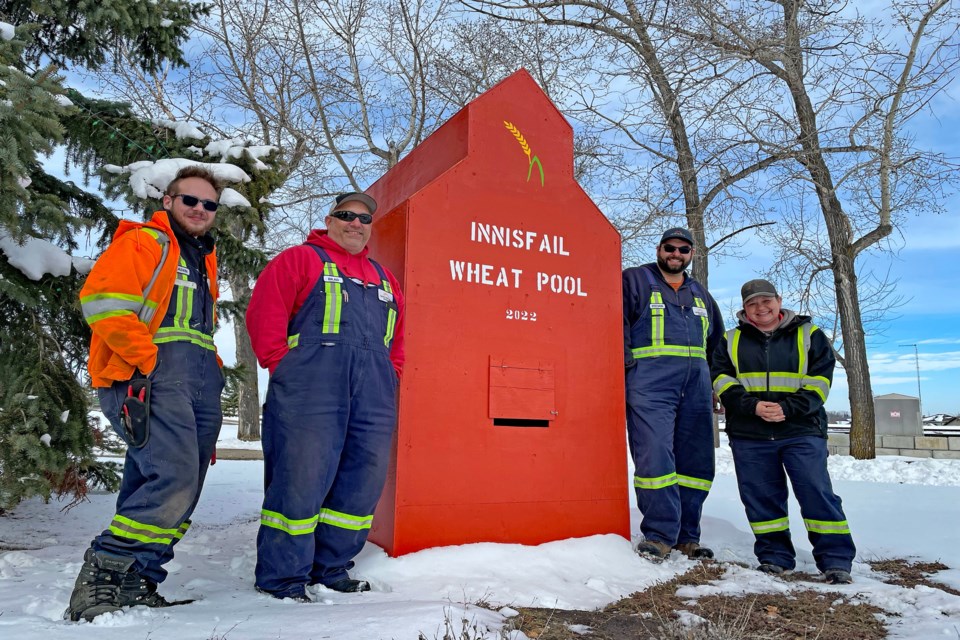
[536,272,588,297]
[450,260,525,289]
[538,235,552,254]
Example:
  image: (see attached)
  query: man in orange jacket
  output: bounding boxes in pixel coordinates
[66,166,224,622]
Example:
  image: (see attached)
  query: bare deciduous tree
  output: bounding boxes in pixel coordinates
[667,0,960,457]
[462,0,800,285]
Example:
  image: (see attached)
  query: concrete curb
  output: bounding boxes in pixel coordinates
[215,448,263,460]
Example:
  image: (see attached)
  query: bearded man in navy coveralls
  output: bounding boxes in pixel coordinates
[247,192,404,601]
[623,228,724,560]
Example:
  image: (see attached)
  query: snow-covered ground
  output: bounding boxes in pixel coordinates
[2,435,960,640]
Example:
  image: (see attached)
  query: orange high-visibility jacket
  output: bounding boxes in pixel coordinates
[79,211,219,387]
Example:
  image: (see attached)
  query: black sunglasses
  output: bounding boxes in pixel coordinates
[330,211,373,225]
[173,193,219,212]
[662,243,692,255]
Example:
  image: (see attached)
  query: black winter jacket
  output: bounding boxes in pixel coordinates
[711,310,834,440]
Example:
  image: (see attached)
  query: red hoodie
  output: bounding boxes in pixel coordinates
[246,230,405,375]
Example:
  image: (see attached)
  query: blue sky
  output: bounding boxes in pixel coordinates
[705,199,960,415]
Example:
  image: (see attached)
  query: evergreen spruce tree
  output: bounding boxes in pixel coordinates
[0,0,205,511]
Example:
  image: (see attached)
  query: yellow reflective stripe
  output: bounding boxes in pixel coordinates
[677,474,712,492]
[287,334,300,349]
[260,509,319,536]
[694,296,708,351]
[85,309,138,324]
[713,374,739,396]
[803,519,850,534]
[153,327,216,350]
[173,257,193,330]
[797,326,807,375]
[750,517,790,534]
[382,280,396,346]
[802,376,831,402]
[650,291,664,347]
[634,472,678,490]
[318,508,374,531]
[108,514,179,545]
[322,263,342,334]
[174,520,190,540]
[729,328,741,372]
[632,345,707,359]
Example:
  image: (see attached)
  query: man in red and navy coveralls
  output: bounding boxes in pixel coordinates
[247,192,404,600]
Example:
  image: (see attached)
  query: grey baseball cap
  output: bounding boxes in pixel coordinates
[741,279,779,304]
[329,192,377,215]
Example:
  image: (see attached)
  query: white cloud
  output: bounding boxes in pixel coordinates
[916,338,960,345]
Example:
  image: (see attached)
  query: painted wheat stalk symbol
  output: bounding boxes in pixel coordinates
[503,121,545,186]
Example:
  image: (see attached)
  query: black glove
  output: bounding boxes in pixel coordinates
[121,379,151,448]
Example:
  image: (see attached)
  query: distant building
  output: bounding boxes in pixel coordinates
[874,393,922,436]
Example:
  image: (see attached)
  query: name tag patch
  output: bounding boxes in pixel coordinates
[176,266,190,275]
[378,289,394,303]
[323,275,343,283]
[650,303,666,310]
[175,280,197,290]
[693,307,708,317]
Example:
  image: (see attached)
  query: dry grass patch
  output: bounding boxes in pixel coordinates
[509,563,887,640]
[868,558,960,595]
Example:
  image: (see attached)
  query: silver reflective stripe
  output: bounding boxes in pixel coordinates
[81,293,144,322]
[318,508,373,531]
[750,517,790,534]
[139,230,170,322]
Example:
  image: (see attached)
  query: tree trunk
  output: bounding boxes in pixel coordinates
[778,1,875,458]
[228,273,261,441]
[832,253,876,458]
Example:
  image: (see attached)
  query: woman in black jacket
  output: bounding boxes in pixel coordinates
[712,279,855,585]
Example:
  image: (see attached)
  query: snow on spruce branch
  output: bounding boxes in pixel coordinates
[0,232,94,280]
[104,158,251,200]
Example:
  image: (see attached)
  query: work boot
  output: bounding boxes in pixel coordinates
[635,540,672,560]
[119,572,174,608]
[673,542,714,559]
[324,578,371,593]
[757,563,790,576]
[65,549,135,622]
[824,569,853,585]
[256,585,313,603]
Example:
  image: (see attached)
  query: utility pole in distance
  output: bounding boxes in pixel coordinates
[898,343,922,418]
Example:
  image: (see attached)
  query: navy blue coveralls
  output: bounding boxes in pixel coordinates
[93,221,223,585]
[255,246,398,598]
[712,313,856,572]
[623,264,723,547]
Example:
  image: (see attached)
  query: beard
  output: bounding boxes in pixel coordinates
[657,254,689,275]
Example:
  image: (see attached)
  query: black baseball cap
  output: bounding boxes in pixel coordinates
[329,192,377,215]
[659,227,694,245]
[741,279,779,304]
